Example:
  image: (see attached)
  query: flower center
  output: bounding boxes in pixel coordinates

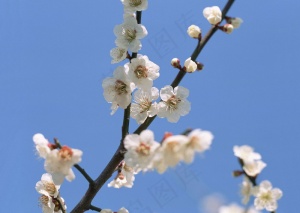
[124,28,137,42]
[39,195,49,206]
[134,65,148,79]
[129,0,142,7]
[260,192,272,202]
[115,80,128,95]
[136,142,151,156]
[166,95,181,110]
[52,198,61,212]
[43,181,57,196]
[139,98,151,113]
[188,136,199,149]
[58,146,73,161]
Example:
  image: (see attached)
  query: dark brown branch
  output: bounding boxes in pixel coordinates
[89,204,102,212]
[74,164,94,185]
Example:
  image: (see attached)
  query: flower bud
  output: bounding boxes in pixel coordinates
[223,24,234,34]
[196,62,204,71]
[184,57,197,73]
[187,25,201,39]
[171,58,180,68]
[228,17,243,29]
[203,6,222,25]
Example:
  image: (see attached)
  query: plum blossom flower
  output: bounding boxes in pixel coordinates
[203,6,222,25]
[240,177,253,204]
[181,129,213,163]
[45,146,82,185]
[171,58,180,68]
[130,87,159,124]
[125,54,160,90]
[108,163,136,188]
[39,195,56,213]
[233,145,261,162]
[102,66,135,115]
[114,16,148,52]
[121,0,148,12]
[223,24,234,34]
[124,129,160,172]
[234,145,266,176]
[33,133,51,158]
[36,173,66,213]
[110,47,127,64]
[184,57,197,73]
[157,85,191,123]
[253,180,282,211]
[227,17,243,28]
[36,173,60,198]
[101,207,129,213]
[187,25,201,39]
[243,159,267,177]
[153,135,189,173]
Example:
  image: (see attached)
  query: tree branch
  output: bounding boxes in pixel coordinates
[70,1,236,211]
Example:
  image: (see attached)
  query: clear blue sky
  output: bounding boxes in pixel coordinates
[0,0,299,212]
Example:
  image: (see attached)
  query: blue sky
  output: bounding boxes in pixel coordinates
[0,0,299,212]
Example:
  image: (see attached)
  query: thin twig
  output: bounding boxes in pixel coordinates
[74,164,94,185]
[89,204,102,212]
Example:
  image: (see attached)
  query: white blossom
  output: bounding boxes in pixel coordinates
[181,129,213,163]
[187,25,201,39]
[184,57,197,73]
[39,195,56,213]
[124,129,160,172]
[44,146,82,185]
[171,58,180,68]
[228,17,243,28]
[36,173,60,198]
[233,145,261,162]
[153,135,189,173]
[121,0,148,12]
[243,159,267,177]
[114,16,148,52]
[157,85,191,123]
[240,177,253,205]
[130,88,159,124]
[125,54,160,90]
[33,133,51,158]
[102,66,135,115]
[38,195,66,213]
[253,180,282,211]
[110,47,127,64]
[203,6,222,25]
[108,163,136,188]
[223,24,234,34]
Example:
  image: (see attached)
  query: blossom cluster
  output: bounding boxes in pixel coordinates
[108,129,213,188]
[33,133,82,212]
[33,133,83,185]
[104,1,193,124]
[36,173,67,213]
[233,145,282,212]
